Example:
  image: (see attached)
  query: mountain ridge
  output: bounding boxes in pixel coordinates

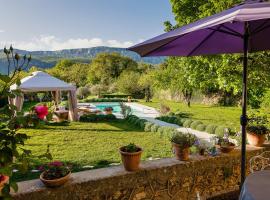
[0,46,165,74]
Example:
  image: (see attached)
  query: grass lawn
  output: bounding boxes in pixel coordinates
[15,120,172,182]
[139,100,241,130]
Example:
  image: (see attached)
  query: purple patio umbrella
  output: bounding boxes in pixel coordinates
[128,0,270,186]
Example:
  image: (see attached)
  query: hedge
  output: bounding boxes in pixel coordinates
[80,98,137,103]
[215,126,228,137]
[205,124,217,135]
[183,119,193,128]
[151,124,160,132]
[190,121,203,129]
[196,124,206,132]
[102,94,131,98]
[144,122,155,132]
[79,114,116,122]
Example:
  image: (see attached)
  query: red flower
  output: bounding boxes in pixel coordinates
[35,105,49,120]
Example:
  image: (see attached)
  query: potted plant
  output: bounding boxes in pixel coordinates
[104,107,113,114]
[194,139,210,156]
[127,96,132,102]
[39,161,71,187]
[247,114,269,147]
[0,175,9,193]
[215,137,236,153]
[119,143,143,171]
[170,132,196,161]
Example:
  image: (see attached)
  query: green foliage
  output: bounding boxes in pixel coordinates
[247,111,269,135]
[0,46,52,198]
[205,124,217,134]
[88,52,137,85]
[79,114,116,122]
[170,132,197,148]
[144,122,155,132]
[190,121,203,129]
[163,0,270,107]
[215,126,228,137]
[121,143,140,153]
[116,71,144,98]
[47,60,90,87]
[183,119,193,128]
[196,124,206,131]
[150,124,160,133]
[119,102,132,119]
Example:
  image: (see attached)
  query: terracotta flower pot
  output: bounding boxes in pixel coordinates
[172,143,190,161]
[119,147,143,171]
[247,132,266,147]
[40,171,71,187]
[216,143,235,153]
[0,176,9,193]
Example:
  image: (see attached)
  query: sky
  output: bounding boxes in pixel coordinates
[0,0,175,51]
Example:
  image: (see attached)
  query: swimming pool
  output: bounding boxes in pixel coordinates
[92,102,159,118]
[94,102,122,114]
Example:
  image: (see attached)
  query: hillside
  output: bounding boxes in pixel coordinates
[0,46,165,74]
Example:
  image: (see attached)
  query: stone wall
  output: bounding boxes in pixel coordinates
[12,146,266,200]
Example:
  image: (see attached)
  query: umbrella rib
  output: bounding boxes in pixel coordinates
[140,35,184,57]
[220,24,243,37]
[251,19,270,34]
[187,25,221,56]
[208,27,243,38]
[252,19,270,35]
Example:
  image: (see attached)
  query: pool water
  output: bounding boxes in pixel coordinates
[94,103,122,113]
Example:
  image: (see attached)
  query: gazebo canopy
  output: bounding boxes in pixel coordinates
[10,71,76,92]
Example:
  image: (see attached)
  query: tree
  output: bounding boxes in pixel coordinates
[116,71,143,98]
[163,0,270,107]
[87,53,138,85]
[47,60,90,87]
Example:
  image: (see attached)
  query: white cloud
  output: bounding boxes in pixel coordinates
[0,30,4,33]
[0,35,135,51]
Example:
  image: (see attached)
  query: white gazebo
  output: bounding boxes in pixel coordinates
[10,71,78,121]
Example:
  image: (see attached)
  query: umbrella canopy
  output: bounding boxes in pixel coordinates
[129,0,270,57]
[128,0,270,187]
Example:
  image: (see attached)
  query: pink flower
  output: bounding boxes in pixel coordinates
[38,165,44,171]
[35,106,49,120]
[48,161,63,167]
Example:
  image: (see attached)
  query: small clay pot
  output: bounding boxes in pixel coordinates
[172,143,190,161]
[199,148,205,156]
[216,143,235,153]
[247,132,266,147]
[40,171,71,187]
[120,147,143,171]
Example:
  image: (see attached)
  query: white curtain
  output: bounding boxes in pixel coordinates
[9,95,24,112]
[68,90,78,121]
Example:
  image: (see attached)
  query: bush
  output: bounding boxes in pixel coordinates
[205,124,217,134]
[139,119,148,129]
[144,122,155,132]
[80,114,116,122]
[102,94,131,98]
[159,127,176,137]
[196,124,206,131]
[167,116,177,124]
[183,119,193,128]
[215,126,227,137]
[151,124,160,132]
[190,121,203,129]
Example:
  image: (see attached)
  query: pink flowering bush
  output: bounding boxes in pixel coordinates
[35,105,49,120]
[40,161,70,180]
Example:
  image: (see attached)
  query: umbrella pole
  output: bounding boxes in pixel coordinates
[240,22,249,188]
